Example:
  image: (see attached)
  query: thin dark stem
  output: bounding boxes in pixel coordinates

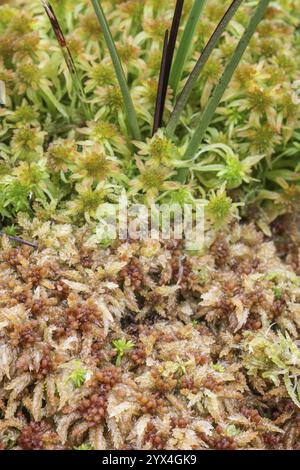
[153,30,169,136]
[0,231,38,249]
[41,0,91,118]
[160,0,184,125]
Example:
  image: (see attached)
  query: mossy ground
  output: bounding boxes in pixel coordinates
[0,0,300,450]
[0,219,300,449]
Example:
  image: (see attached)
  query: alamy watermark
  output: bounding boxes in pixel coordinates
[95,190,205,251]
[0,81,6,107]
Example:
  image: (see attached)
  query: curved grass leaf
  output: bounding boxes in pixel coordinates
[178,0,271,182]
[167,0,243,136]
[91,0,141,140]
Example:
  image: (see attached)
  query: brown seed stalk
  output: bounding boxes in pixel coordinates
[41,0,91,117]
[160,0,184,125]
[41,0,66,47]
[153,0,184,134]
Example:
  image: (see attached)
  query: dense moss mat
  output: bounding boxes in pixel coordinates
[1,0,300,450]
[0,220,300,449]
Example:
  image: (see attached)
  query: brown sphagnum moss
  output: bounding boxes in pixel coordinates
[0,221,300,450]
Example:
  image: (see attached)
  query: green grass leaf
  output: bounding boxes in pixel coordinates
[178,0,271,181]
[169,0,207,97]
[167,0,243,137]
[91,0,141,140]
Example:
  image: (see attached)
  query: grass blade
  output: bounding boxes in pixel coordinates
[170,0,207,97]
[91,0,141,140]
[166,0,243,136]
[159,0,185,125]
[41,0,91,119]
[178,0,271,181]
[0,231,38,249]
[153,30,169,135]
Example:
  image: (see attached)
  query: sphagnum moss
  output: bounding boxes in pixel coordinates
[0,220,300,449]
[0,0,300,452]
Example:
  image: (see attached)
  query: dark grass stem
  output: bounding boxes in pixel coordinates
[166,0,243,137]
[153,30,169,135]
[91,0,141,140]
[41,1,91,119]
[159,0,184,126]
[177,0,271,182]
[170,0,207,97]
[0,231,38,249]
